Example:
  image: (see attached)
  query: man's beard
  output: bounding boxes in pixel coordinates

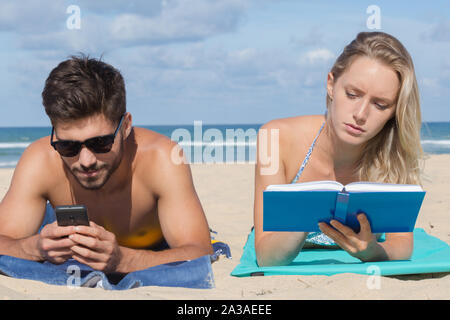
[68,144,124,190]
[72,163,113,190]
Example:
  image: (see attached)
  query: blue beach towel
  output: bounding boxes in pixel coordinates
[231,228,450,277]
[0,204,216,290]
[0,254,214,290]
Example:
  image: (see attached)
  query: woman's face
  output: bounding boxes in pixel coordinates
[326,56,399,146]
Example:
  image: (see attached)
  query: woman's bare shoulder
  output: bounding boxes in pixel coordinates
[260,115,326,142]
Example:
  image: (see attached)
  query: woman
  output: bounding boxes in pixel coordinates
[253,31,424,266]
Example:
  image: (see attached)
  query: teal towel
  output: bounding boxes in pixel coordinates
[231,228,450,277]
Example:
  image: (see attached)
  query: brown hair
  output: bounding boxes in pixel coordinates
[42,54,126,125]
[326,31,424,185]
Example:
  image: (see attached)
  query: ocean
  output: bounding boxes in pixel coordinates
[0,122,449,168]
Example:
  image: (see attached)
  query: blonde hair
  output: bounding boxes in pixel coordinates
[326,32,424,185]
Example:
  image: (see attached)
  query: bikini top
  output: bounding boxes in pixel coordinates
[291,121,326,184]
[290,121,336,246]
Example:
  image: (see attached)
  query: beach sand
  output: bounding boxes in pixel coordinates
[0,155,449,300]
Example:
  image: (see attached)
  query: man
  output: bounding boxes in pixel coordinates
[0,55,213,273]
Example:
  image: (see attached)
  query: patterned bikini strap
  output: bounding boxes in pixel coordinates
[291,121,326,184]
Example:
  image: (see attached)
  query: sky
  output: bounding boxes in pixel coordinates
[0,0,449,126]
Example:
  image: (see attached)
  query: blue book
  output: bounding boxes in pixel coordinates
[263,181,426,233]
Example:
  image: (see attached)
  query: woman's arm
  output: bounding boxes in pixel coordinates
[377,232,413,261]
[254,120,309,266]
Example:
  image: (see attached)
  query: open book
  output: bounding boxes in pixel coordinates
[263,181,426,233]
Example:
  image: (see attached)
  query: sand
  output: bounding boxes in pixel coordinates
[0,155,449,300]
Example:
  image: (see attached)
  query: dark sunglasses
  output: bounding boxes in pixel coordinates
[50,115,125,157]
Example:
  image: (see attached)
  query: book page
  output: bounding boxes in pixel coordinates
[266,180,344,192]
[344,181,423,192]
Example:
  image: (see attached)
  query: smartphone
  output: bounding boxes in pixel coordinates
[55,205,90,226]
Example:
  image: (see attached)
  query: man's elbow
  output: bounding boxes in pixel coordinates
[201,241,214,256]
[183,240,213,259]
[193,240,213,256]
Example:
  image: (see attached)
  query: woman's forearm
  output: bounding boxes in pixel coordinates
[255,232,308,266]
[359,236,413,262]
[377,237,413,261]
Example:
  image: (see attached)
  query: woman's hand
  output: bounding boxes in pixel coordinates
[318,213,387,261]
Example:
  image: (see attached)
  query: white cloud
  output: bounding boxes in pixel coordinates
[75,0,163,16]
[421,77,439,88]
[298,48,335,66]
[421,20,450,42]
[109,0,249,46]
[290,27,325,47]
[6,0,251,55]
[0,0,65,33]
[116,43,330,95]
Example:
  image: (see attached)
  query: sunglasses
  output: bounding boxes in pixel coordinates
[50,115,125,157]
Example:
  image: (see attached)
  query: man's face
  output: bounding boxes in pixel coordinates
[53,114,124,190]
[327,56,399,146]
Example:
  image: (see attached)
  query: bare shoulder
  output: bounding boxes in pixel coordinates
[132,127,178,162]
[20,136,59,166]
[131,127,187,185]
[260,114,326,146]
[8,136,62,197]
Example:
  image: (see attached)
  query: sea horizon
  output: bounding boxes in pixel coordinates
[0,122,450,168]
[1,120,449,129]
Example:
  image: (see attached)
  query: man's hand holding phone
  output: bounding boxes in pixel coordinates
[34,204,88,265]
[39,204,123,272]
[69,222,123,273]
[37,222,76,264]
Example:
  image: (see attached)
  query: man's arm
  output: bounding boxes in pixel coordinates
[0,138,76,262]
[120,140,213,272]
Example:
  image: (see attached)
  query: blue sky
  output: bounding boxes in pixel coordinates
[0,0,449,126]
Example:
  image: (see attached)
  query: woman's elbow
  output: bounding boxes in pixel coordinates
[255,246,296,267]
